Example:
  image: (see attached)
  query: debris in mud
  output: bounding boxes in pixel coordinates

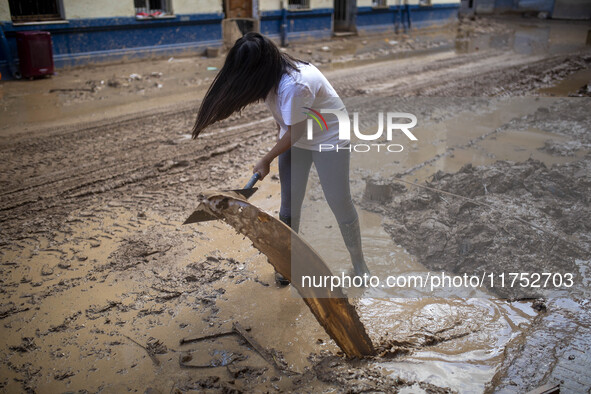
[123,334,163,366]
[457,15,510,37]
[374,326,472,358]
[40,264,54,276]
[532,298,547,312]
[57,260,72,269]
[107,235,175,271]
[85,300,122,319]
[362,158,591,298]
[180,323,293,374]
[310,354,454,393]
[511,99,591,145]
[539,139,582,156]
[227,365,268,381]
[107,78,121,88]
[146,337,168,355]
[570,81,591,97]
[9,337,37,353]
[53,369,75,381]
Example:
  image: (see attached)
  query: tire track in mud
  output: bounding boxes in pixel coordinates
[0,48,589,236]
[0,105,274,236]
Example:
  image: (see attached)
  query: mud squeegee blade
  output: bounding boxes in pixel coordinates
[183,173,260,224]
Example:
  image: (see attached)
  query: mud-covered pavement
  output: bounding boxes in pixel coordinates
[1,16,591,393]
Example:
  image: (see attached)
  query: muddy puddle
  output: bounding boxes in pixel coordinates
[539,67,591,97]
[297,200,536,392]
[295,95,589,391]
[3,95,584,392]
[455,16,591,56]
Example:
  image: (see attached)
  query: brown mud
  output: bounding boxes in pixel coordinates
[1,16,591,393]
[362,157,590,298]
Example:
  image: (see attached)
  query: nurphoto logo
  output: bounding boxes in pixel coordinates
[304,107,418,152]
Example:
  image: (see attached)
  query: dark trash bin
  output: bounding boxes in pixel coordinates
[16,31,54,78]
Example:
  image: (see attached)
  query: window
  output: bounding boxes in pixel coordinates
[8,0,63,23]
[288,0,310,10]
[372,0,388,7]
[134,0,173,19]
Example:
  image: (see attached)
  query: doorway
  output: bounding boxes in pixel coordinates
[222,0,259,48]
[224,0,253,18]
[333,0,356,33]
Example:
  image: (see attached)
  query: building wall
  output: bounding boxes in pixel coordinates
[1,0,462,79]
[63,0,133,19]
[552,0,591,19]
[260,0,332,11]
[473,0,589,15]
[0,1,10,21]
[0,0,224,21]
[516,0,554,12]
[260,0,333,41]
[0,0,224,79]
[175,0,223,14]
[356,0,460,34]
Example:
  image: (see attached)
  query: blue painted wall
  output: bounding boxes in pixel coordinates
[476,0,556,13]
[356,4,459,34]
[260,8,333,41]
[517,0,554,12]
[1,4,461,80]
[409,4,460,29]
[494,0,516,11]
[1,13,223,78]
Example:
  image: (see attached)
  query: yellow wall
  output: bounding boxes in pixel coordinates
[0,0,11,21]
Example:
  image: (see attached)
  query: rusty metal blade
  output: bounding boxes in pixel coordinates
[183,192,376,358]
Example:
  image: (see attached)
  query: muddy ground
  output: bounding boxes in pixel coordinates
[1,16,591,393]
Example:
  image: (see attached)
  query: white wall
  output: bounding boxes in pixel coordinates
[28,0,224,20]
[174,0,222,14]
[0,0,11,21]
[260,0,333,11]
[313,0,333,8]
[0,0,460,22]
[63,0,133,18]
[430,0,461,5]
[391,0,461,6]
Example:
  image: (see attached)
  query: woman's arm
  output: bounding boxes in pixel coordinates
[253,122,305,179]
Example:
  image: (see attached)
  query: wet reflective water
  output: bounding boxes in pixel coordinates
[455,20,590,55]
[297,95,587,390]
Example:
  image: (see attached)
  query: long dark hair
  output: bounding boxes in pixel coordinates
[192,32,305,138]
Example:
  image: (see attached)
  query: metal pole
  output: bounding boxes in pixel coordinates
[280,0,288,47]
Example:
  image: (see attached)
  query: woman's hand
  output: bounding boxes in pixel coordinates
[253,158,270,180]
[252,125,295,181]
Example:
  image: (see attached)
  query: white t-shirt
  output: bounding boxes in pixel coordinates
[265,62,349,151]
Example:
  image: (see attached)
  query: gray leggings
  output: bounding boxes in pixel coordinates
[278,147,358,229]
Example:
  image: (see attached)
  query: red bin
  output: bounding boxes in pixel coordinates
[16,31,54,78]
